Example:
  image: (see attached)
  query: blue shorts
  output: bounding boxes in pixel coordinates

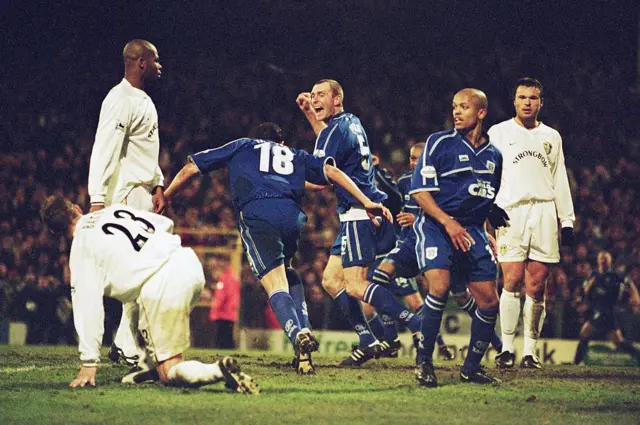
[368,249,420,298]
[330,217,396,267]
[238,199,307,279]
[384,231,421,279]
[414,216,498,291]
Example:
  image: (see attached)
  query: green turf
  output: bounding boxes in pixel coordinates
[0,345,638,425]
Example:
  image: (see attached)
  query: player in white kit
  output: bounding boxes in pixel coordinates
[488,78,575,369]
[40,196,258,393]
[88,40,167,366]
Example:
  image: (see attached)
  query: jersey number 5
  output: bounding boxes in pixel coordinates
[102,209,156,252]
[254,143,294,175]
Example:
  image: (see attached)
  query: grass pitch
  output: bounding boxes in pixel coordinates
[0,345,638,425]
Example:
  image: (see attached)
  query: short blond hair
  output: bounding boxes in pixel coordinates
[40,196,75,234]
[315,79,344,102]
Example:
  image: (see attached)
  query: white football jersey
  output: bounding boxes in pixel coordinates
[88,79,164,206]
[69,205,179,364]
[488,118,575,227]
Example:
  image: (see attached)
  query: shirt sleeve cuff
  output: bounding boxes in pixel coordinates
[90,195,105,204]
[560,220,574,228]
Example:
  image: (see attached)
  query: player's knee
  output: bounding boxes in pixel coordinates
[344,280,365,299]
[525,281,545,299]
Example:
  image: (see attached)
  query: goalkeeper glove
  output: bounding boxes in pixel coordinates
[561,227,575,247]
[487,205,510,229]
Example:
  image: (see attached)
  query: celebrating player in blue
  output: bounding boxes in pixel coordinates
[573,251,640,365]
[297,80,423,366]
[410,88,509,386]
[164,122,392,374]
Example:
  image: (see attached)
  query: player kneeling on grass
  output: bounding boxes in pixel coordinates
[40,196,258,394]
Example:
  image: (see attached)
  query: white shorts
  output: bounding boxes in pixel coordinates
[121,185,154,212]
[137,248,205,363]
[496,201,560,263]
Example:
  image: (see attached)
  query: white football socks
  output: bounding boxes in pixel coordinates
[523,295,546,357]
[167,361,223,387]
[499,289,521,353]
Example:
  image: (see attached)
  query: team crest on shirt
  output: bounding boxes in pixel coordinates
[425,247,438,260]
[486,161,495,173]
[499,244,508,256]
[543,141,552,155]
[361,157,371,171]
[458,154,469,162]
[115,120,126,132]
[420,165,437,179]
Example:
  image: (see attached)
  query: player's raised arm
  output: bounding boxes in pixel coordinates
[324,163,393,224]
[296,92,327,136]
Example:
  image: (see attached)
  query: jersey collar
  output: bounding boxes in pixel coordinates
[455,130,491,155]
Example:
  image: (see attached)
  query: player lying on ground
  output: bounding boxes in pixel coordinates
[40,197,258,393]
[164,122,393,374]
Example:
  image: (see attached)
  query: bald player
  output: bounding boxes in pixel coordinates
[88,39,167,367]
[410,89,509,386]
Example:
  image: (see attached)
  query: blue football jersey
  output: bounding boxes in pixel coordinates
[397,171,421,239]
[409,130,503,226]
[189,138,330,211]
[313,112,386,214]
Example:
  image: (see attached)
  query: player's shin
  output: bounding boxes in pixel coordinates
[462,307,498,373]
[380,313,399,342]
[269,289,303,346]
[418,294,448,365]
[286,268,311,330]
[460,295,502,351]
[522,295,545,357]
[366,312,387,341]
[363,283,421,334]
[335,289,377,347]
[499,289,521,353]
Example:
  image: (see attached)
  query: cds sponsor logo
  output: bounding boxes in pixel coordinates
[468,180,496,199]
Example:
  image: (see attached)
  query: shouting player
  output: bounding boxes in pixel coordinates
[297,80,423,366]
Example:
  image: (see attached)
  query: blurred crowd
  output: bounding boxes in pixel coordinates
[1,29,639,344]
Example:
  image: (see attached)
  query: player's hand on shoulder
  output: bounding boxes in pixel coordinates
[296,92,312,112]
[70,366,97,388]
[487,205,509,229]
[443,218,475,252]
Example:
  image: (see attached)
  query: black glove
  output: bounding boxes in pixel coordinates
[487,205,510,229]
[561,227,574,247]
